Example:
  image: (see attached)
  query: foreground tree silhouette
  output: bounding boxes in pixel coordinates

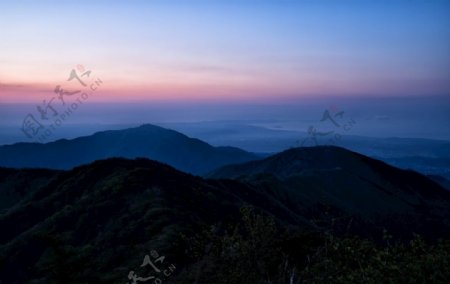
[178,207,450,284]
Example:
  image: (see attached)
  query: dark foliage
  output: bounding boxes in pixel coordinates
[0,147,449,283]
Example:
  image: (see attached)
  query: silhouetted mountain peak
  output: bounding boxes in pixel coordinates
[209,146,369,178]
[209,145,450,211]
[0,124,259,174]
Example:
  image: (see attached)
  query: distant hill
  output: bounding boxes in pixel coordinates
[0,124,258,175]
[209,146,450,236]
[1,147,450,282]
[161,121,450,179]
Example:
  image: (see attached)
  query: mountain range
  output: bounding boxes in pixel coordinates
[1,125,450,282]
[1,145,450,282]
[209,146,450,236]
[0,124,258,175]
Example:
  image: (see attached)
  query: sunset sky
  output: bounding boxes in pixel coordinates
[1,0,449,103]
[1,0,450,145]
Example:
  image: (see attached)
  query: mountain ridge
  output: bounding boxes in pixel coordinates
[209,146,450,233]
[1,146,450,282]
[0,124,258,175]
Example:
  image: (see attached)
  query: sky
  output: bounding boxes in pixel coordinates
[1,0,449,102]
[0,0,449,143]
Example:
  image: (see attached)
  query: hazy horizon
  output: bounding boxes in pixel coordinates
[1,0,449,147]
[1,94,449,147]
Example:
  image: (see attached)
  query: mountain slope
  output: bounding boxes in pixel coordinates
[0,124,258,175]
[1,148,450,282]
[428,175,450,191]
[0,167,60,213]
[0,157,313,283]
[209,146,450,236]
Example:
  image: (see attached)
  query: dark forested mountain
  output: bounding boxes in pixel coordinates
[0,167,60,213]
[0,124,258,175]
[0,157,312,283]
[1,147,449,283]
[209,146,450,237]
